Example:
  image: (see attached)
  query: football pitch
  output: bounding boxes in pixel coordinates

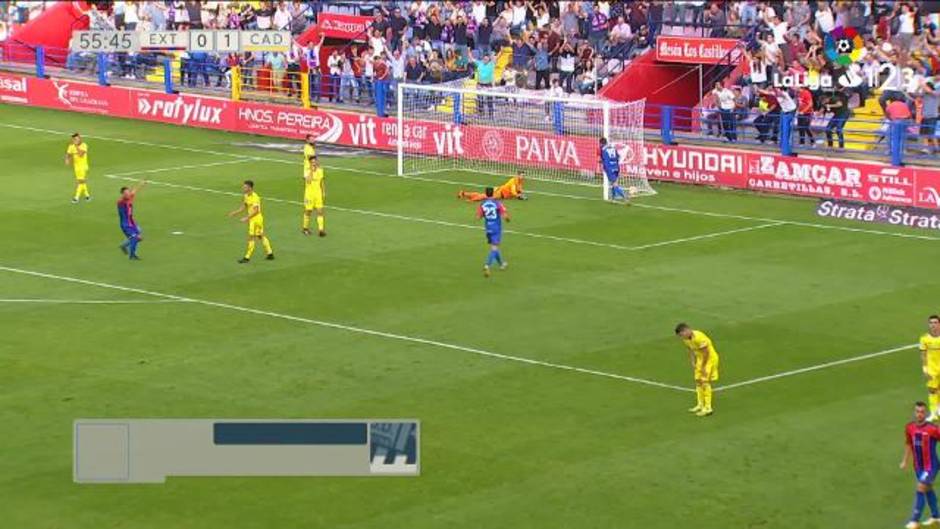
[1,103,938,529]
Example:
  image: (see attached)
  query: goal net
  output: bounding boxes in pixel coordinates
[396,81,652,200]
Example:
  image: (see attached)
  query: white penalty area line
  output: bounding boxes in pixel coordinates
[0,265,693,393]
[716,343,919,392]
[4,121,938,242]
[105,173,777,252]
[0,298,189,304]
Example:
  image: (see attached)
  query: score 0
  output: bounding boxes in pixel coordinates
[189,30,215,52]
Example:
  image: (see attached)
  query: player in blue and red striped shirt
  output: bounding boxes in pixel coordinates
[117,181,146,260]
[477,187,510,278]
[902,401,940,528]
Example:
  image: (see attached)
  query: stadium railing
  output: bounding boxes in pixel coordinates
[3,43,936,168]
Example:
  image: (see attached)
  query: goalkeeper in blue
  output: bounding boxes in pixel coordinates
[600,137,630,203]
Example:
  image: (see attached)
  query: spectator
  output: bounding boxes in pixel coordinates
[267,51,288,95]
[557,38,577,93]
[824,89,852,149]
[304,38,322,102]
[389,7,407,50]
[327,49,342,101]
[713,81,737,142]
[919,78,939,154]
[705,2,726,38]
[339,51,359,103]
[797,86,816,145]
[588,4,609,53]
[405,55,425,83]
[492,13,510,50]
[534,39,550,89]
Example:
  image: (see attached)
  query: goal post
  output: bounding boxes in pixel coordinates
[395,82,652,199]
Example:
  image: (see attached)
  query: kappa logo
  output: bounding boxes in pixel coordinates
[137,96,224,125]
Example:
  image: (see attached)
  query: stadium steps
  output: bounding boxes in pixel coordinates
[842,93,885,151]
[146,52,181,83]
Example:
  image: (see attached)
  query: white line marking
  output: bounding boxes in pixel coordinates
[0,298,189,304]
[105,173,771,252]
[4,121,937,242]
[107,159,253,177]
[716,343,919,392]
[626,222,785,250]
[0,265,693,393]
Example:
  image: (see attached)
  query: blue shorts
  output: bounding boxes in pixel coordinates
[606,172,620,185]
[917,468,939,485]
[121,225,141,238]
[486,231,501,245]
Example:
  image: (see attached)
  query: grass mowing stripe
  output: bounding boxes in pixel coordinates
[105,173,772,252]
[3,121,937,243]
[0,265,692,393]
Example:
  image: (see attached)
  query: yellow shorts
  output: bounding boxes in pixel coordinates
[694,357,719,382]
[304,192,324,210]
[928,372,940,390]
[74,167,88,180]
[248,216,265,236]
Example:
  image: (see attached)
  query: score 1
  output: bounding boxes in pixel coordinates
[216,31,240,53]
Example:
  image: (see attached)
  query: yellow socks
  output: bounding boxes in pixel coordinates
[702,383,713,411]
[74,183,89,199]
[316,215,325,232]
[262,236,273,255]
[695,385,704,408]
[245,240,256,259]
[302,214,310,230]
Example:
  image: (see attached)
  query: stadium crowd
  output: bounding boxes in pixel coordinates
[698,0,940,153]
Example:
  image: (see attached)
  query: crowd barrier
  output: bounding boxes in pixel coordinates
[3,71,940,210]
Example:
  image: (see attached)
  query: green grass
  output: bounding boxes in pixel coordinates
[1,103,938,529]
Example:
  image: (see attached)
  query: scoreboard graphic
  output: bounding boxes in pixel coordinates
[71,30,292,53]
[73,419,420,483]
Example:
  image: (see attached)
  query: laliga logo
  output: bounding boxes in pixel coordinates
[824,26,866,67]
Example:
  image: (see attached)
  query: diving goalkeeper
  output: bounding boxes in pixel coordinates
[458,170,527,202]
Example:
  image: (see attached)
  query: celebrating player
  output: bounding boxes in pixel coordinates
[675,323,720,417]
[117,180,146,261]
[901,401,940,528]
[458,170,526,202]
[477,187,510,278]
[65,132,91,203]
[229,180,275,263]
[302,155,326,237]
[921,315,940,421]
[599,137,629,203]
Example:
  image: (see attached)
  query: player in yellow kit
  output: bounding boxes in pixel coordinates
[921,315,940,421]
[302,137,326,237]
[229,180,274,263]
[675,323,720,417]
[65,132,91,203]
[457,170,527,201]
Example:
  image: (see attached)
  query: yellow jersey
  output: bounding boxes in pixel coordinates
[305,167,324,195]
[921,333,940,374]
[683,330,720,364]
[67,142,89,170]
[244,191,263,219]
[303,143,316,173]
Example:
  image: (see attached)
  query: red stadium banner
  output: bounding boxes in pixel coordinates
[10,75,940,210]
[0,72,29,104]
[316,12,372,41]
[655,36,743,65]
[624,143,939,209]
